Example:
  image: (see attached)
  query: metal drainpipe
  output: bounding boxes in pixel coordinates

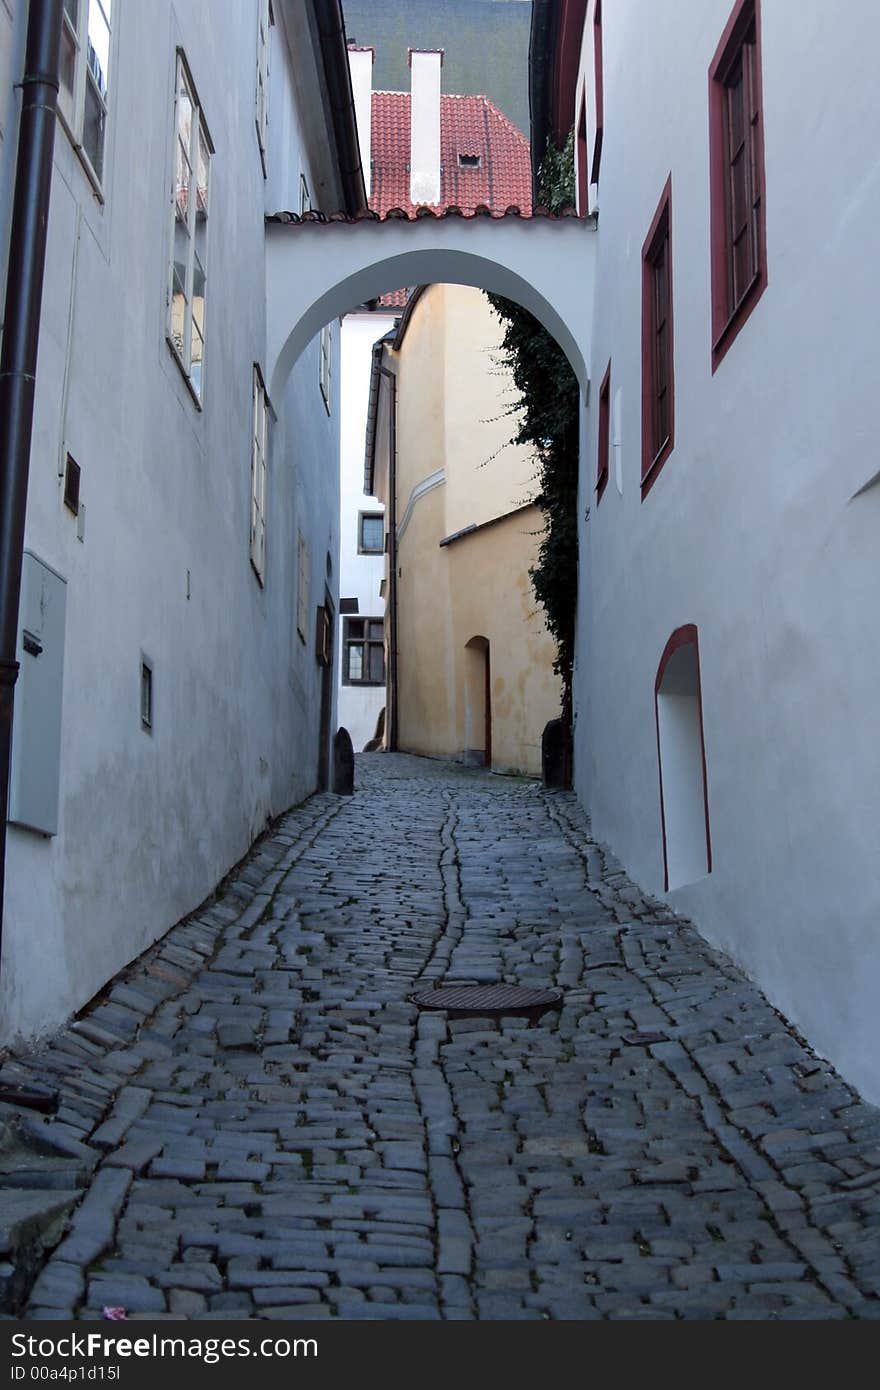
[378,364,398,751]
[0,0,63,973]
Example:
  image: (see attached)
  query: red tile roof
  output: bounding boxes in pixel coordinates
[375,287,410,308]
[370,91,532,218]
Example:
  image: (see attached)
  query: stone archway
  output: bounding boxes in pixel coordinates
[265,213,595,402]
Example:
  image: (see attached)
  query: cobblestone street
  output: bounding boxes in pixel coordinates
[7,754,880,1320]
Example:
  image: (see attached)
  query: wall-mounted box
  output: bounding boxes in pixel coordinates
[8,551,67,836]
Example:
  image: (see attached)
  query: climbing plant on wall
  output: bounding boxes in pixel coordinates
[486,129,579,724]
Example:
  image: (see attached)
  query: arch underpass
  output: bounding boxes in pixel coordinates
[265,212,596,401]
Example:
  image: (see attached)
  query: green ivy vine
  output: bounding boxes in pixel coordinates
[486,129,579,723]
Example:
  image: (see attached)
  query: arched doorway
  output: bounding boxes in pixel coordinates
[463,636,491,768]
[655,625,712,891]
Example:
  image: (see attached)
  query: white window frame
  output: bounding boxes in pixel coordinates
[250,365,269,583]
[255,0,273,174]
[320,324,332,411]
[58,0,113,195]
[167,52,214,405]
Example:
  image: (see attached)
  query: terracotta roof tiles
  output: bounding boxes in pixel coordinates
[370,91,532,218]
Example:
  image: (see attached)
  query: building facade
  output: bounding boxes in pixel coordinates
[532,0,880,1100]
[348,46,561,777]
[337,308,394,752]
[367,282,562,778]
[0,0,363,1046]
[338,43,559,764]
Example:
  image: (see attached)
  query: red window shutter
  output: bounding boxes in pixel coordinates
[641,177,674,499]
[709,0,767,371]
[591,0,604,185]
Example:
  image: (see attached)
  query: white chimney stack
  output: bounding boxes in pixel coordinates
[409,49,442,206]
[347,46,374,200]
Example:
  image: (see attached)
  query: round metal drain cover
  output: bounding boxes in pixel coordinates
[412,984,562,1017]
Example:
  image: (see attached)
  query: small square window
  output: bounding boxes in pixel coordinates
[358,513,384,553]
[343,616,385,686]
[64,455,81,516]
[140,659,153,732]
[458,153,481,168]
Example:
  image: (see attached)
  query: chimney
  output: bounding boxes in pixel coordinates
[409,49,442,206]
[347,46,375,201]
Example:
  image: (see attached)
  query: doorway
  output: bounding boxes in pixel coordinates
[655,625,712,891]
[317,589,335,790]
[463,636,491,768]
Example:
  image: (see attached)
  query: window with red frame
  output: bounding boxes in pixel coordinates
[641,177,674,499]
[596,361,611,503]
[709,0,766,370]
[591,0,604,184]
[577,91,588,214]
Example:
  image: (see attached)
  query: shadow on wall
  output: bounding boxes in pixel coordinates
[363,706,386,753]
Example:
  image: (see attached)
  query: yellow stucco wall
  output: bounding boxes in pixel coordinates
[391,285,562,778]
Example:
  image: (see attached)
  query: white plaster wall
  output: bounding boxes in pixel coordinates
[1,0,340,1045]
[337,311,394,750]
[576,0,880,1099]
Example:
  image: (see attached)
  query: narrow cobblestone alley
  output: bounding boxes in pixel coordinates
[6,755,880,1320]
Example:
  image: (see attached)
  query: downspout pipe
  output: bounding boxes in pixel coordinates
[0,0,63,971]
[377,363,398,752]
[312,0,367,215]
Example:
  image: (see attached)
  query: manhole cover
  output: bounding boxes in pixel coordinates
[411,985,563,1018]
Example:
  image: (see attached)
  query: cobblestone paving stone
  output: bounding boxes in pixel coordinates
[8,753,880,1320]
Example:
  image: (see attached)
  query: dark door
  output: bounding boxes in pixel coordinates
[316,590,334,790]
[484,643,492,768]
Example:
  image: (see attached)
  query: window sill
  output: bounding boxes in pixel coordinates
[640,434,674,501]
[166,338,204,411]
[57,109,105,203]
[711,266,767,373]
[342,680,386,688]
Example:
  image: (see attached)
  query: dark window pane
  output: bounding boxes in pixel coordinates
[83,74,106,179]
[726,60,744,153]
[655,386,668,452]
[655,321,668,392]
[368,643,386,683]
[368,620,384,641]
[730,147,749,237]
[734,231,752,305]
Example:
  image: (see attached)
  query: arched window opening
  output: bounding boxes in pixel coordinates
[655,625,712,891]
